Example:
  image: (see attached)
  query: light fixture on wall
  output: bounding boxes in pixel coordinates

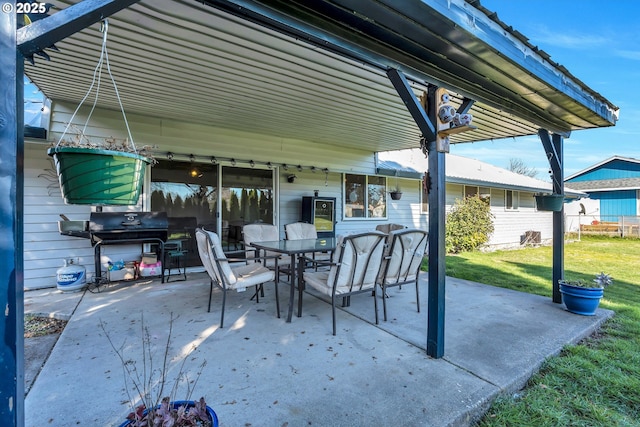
[210,156,217,165]
[287,174,297,183]
[189,154,202,178]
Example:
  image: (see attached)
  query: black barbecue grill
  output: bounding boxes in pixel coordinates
[89,212,168,244]
[88,212,169,284]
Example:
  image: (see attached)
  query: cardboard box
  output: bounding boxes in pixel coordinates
[139,261,162,277]
[108,267,136,282]
[141,252,157,264]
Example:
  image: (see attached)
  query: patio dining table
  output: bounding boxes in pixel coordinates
[250,237,336,322]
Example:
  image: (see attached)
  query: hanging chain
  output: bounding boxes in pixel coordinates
[56,19,137,152]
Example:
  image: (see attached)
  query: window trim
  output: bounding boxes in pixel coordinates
[343,173,388,220]
[505,189,520,211]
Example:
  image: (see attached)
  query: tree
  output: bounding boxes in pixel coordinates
[508,158,538,178]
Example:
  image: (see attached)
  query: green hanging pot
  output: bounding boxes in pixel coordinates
[534,194,565,212]
[47,146,151,206]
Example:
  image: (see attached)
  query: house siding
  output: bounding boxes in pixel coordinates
[568,159,640,182]
[446,184,553,249]
[590,190,637,218]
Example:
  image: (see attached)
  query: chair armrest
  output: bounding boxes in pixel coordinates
[300,255,337,268]
[223,249,248,257]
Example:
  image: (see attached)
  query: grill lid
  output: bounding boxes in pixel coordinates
[89,211,168,243]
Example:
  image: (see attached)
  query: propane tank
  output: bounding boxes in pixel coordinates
[56,259,86,292]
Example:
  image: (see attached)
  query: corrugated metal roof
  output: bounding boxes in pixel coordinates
[376,160,423,179]
[379,150,585,197]
[563,178,640,192]
[23,0,617,154]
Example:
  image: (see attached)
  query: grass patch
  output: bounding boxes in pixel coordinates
[436,236,640,426]
[24,314,67,338]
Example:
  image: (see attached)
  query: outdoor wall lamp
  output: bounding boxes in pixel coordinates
[287,174,297,183]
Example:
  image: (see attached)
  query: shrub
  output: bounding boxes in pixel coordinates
[446,196,494,253]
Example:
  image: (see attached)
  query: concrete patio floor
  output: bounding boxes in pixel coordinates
[24,272,613,426]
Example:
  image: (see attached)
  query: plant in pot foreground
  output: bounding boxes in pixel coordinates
[100,314,217,427]
[559,272,613,316]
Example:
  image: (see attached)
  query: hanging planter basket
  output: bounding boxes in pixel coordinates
[535,194,565,211]
[46,20,153,206]
[48,147,151,205]
[389,191,403,201]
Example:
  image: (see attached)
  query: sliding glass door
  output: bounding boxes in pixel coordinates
[151,161,274,260]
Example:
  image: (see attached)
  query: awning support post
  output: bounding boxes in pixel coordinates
[539,129,564,303]
[387,68,445,358]
[1,3,25,426]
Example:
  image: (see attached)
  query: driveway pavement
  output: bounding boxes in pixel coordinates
[23,272,613,426]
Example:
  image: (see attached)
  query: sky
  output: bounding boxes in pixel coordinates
[445,0,640,179]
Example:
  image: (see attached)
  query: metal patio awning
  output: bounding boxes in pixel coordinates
[22,0,618,153]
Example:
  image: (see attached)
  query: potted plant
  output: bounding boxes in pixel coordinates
[389,185,403,200]
[559,272,613,316]
[100,315,218,427]
[534,192,565,211]
[47,132,155,206]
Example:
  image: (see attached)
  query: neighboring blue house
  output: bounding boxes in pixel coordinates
[565,156,640,222]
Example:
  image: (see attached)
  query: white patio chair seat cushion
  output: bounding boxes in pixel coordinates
[378,229,428,284]
[231,262,275,291]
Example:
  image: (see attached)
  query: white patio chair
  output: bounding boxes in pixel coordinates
[195,228,278,328]
[378,228,428,321]
[302,231,387,335]
[242,223,291,284]
[285,222,331,267]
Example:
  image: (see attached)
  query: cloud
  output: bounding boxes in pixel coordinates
[615,49,640,61]
[529,26,609,50]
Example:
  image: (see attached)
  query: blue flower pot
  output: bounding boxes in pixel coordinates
[119,400,218,427]
[559,282,603,316]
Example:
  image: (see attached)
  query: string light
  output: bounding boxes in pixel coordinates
[159,152,328,175]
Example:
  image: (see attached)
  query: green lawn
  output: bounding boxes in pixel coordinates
[438,236,640,426]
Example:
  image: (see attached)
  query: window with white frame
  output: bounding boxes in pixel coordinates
[505,190,519,210]
[344,174,387,219]
[464,185,491,204]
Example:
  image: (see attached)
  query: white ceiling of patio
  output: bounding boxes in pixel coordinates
[23,0,618,153]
